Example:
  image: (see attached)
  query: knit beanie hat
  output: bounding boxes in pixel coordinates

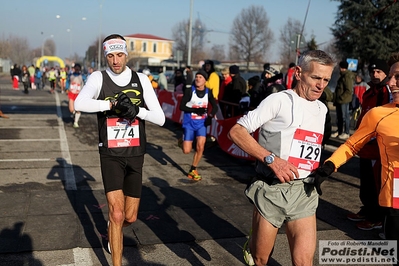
[368,59,389,76]
[229,65,239,74]
[196,69,208,80]
[248,75,260,87]
[339,60,349,69]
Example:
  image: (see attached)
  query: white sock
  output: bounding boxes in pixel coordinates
[74,112,81,124]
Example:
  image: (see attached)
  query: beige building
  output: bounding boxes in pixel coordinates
[124,33,174,69]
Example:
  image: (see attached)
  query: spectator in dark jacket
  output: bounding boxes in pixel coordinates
[319,86,333,146]
[332,60,354,140]
[247,75,262,109]
[222,65,247,116]
[185,66,193,89]
[229,65,247,96]
[174,68,186,94]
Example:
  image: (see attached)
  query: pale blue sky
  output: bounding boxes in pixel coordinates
[0,0,339,63]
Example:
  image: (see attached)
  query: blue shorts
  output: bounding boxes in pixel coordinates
[183,126,207,141]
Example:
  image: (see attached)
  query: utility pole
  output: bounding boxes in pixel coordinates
[296,0,311,65]
[187,0,193,66]
[97,1,104,70]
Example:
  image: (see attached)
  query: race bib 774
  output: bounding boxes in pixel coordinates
[106,118,139,148]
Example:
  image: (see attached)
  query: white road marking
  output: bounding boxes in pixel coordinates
[0,159,52,162]
[55,91,77,190]
[72,247,93,266]
[0,139,60,141]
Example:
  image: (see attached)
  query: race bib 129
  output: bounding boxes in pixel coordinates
[287,128,323,171]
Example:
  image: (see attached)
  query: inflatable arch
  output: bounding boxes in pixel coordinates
[36,56,65,68]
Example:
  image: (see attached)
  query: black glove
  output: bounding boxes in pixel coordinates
[193,108,207,115]
[114,92,133,113]
[113,92,139,120]
[205,116,213,126]
[119,104,139,120]
[308,161,335,195]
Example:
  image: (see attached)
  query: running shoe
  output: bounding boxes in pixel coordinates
[73,122,79,128]
[187,169,202,181]
[347,212,366,222]
[356,220,382,230]
[105,221,111,254]
[243,230,255,266]
[338,133,350,140]
[331,131,339,138]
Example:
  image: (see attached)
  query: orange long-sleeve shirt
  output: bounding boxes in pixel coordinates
[326,103,399,208]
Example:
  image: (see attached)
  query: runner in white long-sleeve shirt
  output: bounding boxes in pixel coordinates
[74,34,165,266]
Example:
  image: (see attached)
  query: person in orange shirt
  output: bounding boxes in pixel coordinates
[311,55,399,261]
[346,59,391,231]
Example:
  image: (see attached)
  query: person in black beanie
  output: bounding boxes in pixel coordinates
[260,63,270,83]
[346,58,391,231]
[247,75,262,108]
[222,65,247,116]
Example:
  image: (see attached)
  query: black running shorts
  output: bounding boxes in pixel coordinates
[100,154,144,198]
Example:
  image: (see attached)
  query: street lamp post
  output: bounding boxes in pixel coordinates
[67,28,72,57]
[187,0,193,67]
[41,34,54,57]
[98,1,104,70]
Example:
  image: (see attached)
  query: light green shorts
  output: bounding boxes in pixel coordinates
[245,179,318,228]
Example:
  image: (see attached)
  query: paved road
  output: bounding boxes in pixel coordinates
[0,74,383,265]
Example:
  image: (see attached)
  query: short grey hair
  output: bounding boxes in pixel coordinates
[298,50,336,72]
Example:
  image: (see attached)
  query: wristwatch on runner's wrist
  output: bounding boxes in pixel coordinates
[264,153,275,165]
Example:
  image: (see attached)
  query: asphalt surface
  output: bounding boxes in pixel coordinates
[0,74,384,265]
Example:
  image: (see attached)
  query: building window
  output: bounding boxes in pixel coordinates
[130,41,134,51]
[153,43,157,53]
[142,42,147,52]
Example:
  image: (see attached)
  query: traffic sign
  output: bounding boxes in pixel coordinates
[347,58,358,71]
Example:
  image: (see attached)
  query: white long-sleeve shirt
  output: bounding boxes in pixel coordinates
[74,67,165,126]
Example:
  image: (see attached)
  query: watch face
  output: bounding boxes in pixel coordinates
[265,155,274,164]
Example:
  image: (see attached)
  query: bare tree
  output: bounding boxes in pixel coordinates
[31,47,42,59]
[210,44,225,61]
[172,18,207,65]
[68,53,84,65]
[42,39,56,56]
[8,35,31,65]
[279,18,303,66]
[0,38,12,59]
[230,5,274,70]
[84,36,105,69]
